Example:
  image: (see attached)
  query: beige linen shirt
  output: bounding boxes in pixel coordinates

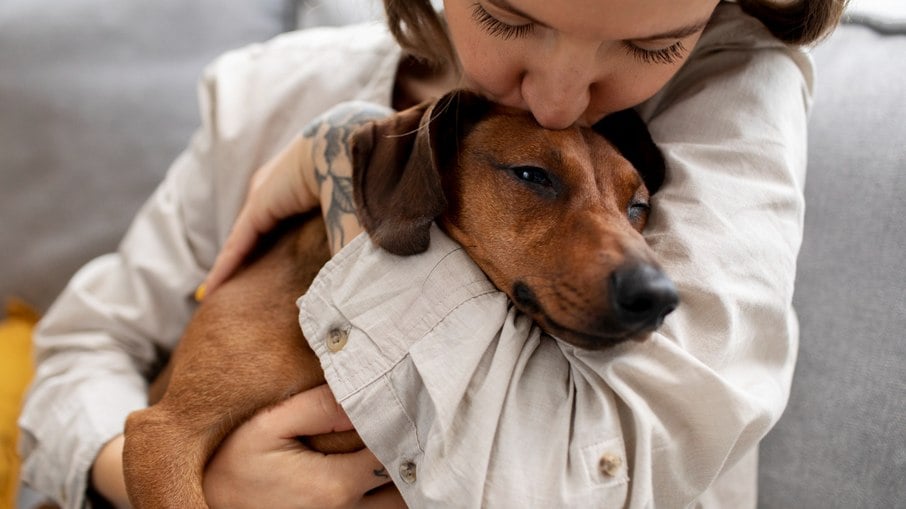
[19,4,812,508]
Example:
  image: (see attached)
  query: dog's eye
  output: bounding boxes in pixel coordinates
[628,201,650,223]
[512,166,553,188]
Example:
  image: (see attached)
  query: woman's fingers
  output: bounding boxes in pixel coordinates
[204,384,396,508]
[266,385,395,499]
[257,384,355,438]
[321,448,397,499]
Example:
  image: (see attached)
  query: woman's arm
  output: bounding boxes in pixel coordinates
[18,25,401,508]
[20,109,219,508]
[200,102,394,296]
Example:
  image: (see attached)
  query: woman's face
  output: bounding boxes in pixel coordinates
[443,0,720,129]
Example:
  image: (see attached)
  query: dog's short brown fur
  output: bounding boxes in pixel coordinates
[122,90,677,508]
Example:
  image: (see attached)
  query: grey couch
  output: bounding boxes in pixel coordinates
[2,1,903,508]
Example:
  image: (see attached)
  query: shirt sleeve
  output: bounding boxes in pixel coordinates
[17,23,402,508]
[17,23,401,508]
[16,45,271,509]
[298,4,811,508]
[16,71,225,509]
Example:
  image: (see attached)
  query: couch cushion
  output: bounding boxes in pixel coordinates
[0,0,295,314]
[757,20,906,508]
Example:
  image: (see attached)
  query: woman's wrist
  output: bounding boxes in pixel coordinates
[90,434,131,509]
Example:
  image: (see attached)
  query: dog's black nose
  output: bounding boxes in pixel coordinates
[611,262,679,331]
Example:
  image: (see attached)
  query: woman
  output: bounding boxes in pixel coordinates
[20,0,846,507]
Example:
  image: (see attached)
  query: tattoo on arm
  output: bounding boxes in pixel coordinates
[302,103,394,253]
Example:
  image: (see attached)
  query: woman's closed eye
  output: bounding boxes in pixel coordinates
[471,2,536,40]
[470,1,691,65]
[622,40,688,65]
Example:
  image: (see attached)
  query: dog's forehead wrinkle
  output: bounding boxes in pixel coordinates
[467,127,548,170]
[469,146,502,168]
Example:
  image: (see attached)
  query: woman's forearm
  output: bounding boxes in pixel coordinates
[299,102,395,254]
[91,435,131,509]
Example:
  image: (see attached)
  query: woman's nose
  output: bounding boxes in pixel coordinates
[521,41,597,129]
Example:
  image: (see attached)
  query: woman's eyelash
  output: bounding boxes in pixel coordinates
[622,41,688,65]
[470,2,687,65]
[471,3,535,40]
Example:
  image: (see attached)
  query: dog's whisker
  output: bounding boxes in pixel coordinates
[513,277,599,326]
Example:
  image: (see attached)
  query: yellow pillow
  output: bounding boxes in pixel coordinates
[0,299,38,509]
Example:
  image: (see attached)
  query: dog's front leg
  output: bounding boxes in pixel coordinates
[122,216,338,509]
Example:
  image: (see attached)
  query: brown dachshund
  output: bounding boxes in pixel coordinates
[122,90,678,508]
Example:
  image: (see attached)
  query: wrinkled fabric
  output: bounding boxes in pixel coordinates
[20,4,811,508]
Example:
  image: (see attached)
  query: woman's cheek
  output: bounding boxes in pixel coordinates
[598,62,686,114]
[458,45,522,100]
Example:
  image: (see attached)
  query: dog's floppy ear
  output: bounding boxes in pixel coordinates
[351,101,439,255]
[592,109,666,194]
[352,89,491,255]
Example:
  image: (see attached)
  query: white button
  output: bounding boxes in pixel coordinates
[598,453,622,478]
[326,327,348,352]
[399,460,417,484]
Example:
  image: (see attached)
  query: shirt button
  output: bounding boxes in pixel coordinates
[399,460,417,484]
[326,327,349,352]
[598,452,623,478]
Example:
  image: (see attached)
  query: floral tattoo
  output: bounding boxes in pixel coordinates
[301,103,394,253]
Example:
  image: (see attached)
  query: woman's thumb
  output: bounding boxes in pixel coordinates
[262,384,354,438]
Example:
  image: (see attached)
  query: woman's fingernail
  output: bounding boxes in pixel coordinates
[194,284,207,302]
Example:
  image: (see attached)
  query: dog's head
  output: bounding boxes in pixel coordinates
[352,90,677,349]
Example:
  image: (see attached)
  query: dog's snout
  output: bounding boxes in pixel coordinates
[611,262,679,331]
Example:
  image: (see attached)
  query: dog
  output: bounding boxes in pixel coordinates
[122,89,678,508]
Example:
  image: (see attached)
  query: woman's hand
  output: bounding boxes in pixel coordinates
[203,384,404,509]
[200,103,394,298]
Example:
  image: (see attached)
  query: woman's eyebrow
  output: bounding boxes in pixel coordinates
[485,0,552,27]
[632,19,711,42]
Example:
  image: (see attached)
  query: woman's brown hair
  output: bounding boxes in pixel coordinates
[382,0,849,68]
[738,0,849,45]
[382,0,456,67]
